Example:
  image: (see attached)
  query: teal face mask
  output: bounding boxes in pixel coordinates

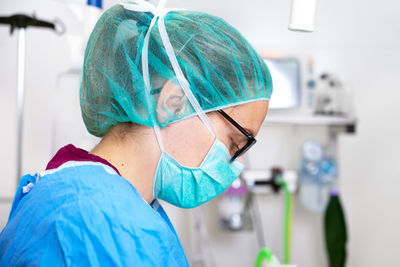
[153,139,244,208]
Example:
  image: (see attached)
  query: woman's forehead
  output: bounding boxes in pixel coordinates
[225,101,269,136]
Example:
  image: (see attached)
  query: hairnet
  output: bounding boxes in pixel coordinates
[80,1,273,137]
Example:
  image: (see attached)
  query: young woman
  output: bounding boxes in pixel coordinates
[0,1,272,266]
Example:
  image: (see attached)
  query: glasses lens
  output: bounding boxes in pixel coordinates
[230,138,256,162]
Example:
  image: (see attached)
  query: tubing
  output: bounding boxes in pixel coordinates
[254,247,273,267]
[278,178,293,265]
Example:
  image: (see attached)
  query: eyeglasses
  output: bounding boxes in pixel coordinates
[217,109,257,162]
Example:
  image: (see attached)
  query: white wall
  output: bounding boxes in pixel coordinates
[1,0,399,267]
[315,1,400,266]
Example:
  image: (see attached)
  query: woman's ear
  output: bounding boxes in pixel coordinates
[156,80,188,123]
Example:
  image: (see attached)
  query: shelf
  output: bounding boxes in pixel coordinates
[264,113,357,127]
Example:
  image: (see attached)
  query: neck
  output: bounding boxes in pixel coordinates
[90,126,161,204]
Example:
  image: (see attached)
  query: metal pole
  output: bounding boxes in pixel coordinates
[1,14,63,188]
[16,28,26,186]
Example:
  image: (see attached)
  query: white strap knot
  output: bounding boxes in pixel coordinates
[22,182,35,194]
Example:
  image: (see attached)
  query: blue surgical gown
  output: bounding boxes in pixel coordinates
[0,161,189,266]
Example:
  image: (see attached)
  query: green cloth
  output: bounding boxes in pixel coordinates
[324,194,348,267]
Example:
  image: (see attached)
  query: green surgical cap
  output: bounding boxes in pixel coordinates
[80,1,273,137]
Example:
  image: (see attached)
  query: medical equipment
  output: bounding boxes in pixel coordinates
[252,168,294,265]
[300,141,337,212]
[218,178,252,231]
[0,14,64,185]
[313,73,353,116]
[289,0,317,32]
[221,168,296,265]
[264,58,302,109]
[305,59,317,109]
[251,172,294,266]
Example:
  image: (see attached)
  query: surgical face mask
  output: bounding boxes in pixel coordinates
[153,138,244,208]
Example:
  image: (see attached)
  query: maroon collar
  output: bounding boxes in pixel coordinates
[46,144,121,176]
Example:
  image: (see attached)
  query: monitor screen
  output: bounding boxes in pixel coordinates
[264,58,301,109]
